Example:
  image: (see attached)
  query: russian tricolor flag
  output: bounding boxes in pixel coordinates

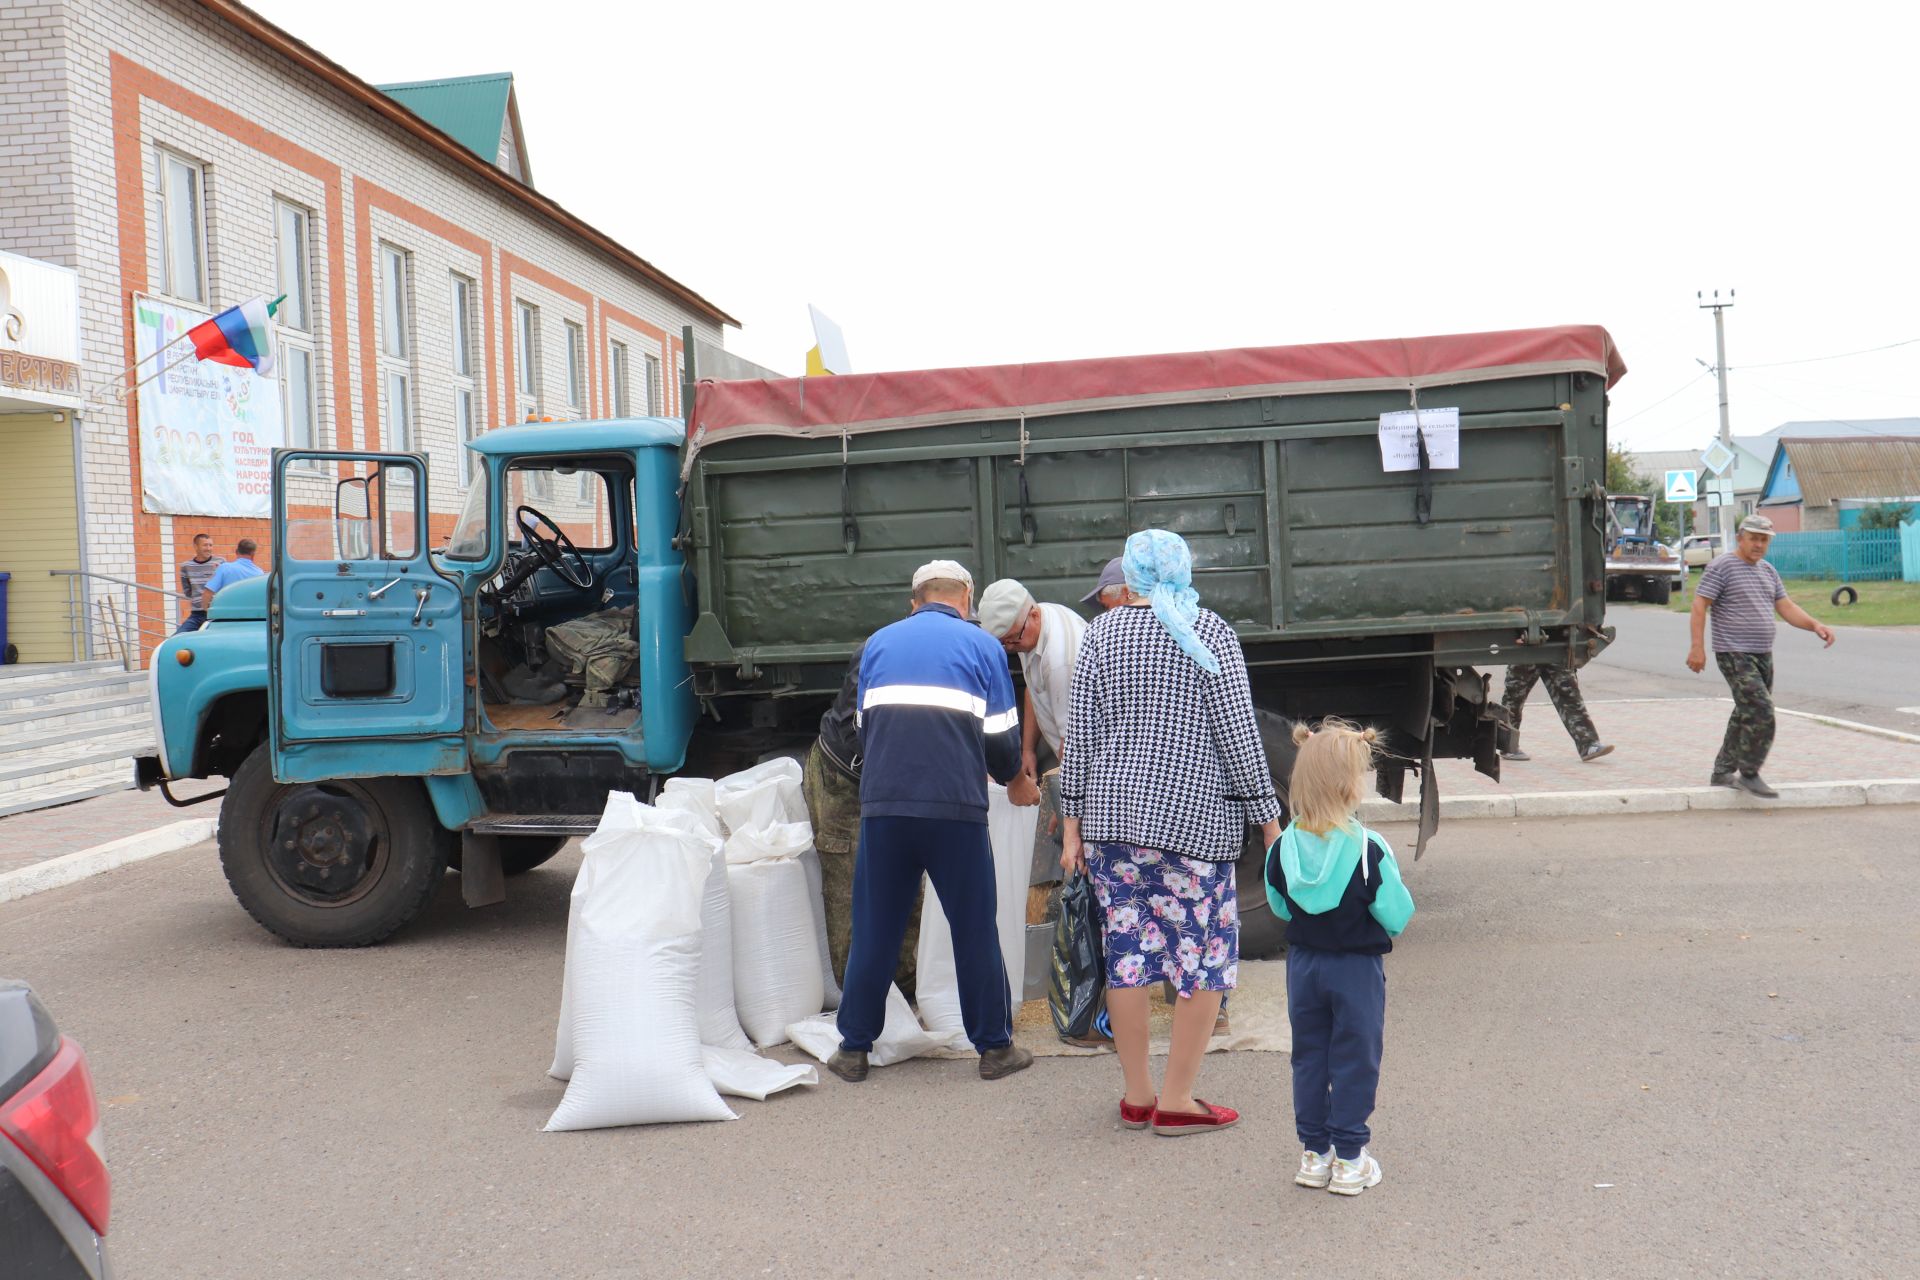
[187,295,279,377]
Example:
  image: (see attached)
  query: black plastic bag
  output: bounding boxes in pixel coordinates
[1048,872,1105,1040]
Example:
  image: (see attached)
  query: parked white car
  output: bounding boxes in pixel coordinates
[1681,534,1724,569]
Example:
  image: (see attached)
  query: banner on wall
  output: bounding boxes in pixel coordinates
[133,294,284,517]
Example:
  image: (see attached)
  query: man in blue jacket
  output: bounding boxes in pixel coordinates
[830,560,1033,1082]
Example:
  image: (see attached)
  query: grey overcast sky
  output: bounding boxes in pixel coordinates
[248,0,1918,455]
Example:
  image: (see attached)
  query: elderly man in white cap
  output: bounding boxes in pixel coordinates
[977,578,1089,807]
[830,559,1033,1083]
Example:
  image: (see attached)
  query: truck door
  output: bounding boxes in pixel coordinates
[270,451,465,784]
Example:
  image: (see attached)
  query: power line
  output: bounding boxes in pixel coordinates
[1734,336,1920,370]
[1613,369,1712,425]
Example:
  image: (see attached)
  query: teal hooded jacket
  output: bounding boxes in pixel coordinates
[1264,822,1415,954]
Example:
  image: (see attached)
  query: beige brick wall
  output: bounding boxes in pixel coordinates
[8,0,729,612]
[0,4,77,266]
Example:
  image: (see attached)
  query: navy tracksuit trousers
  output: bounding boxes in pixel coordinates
[837,815,1012,1054]
[1286,944,1386,1160]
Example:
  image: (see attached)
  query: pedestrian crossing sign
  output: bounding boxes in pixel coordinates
[1664,469,1698,502]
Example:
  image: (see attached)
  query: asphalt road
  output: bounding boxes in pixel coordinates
[4,809,1916,1279]
[1589,602,1919,732]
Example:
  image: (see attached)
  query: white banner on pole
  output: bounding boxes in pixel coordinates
[133,294,283,517]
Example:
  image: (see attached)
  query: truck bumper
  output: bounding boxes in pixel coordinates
[1605,560,1686,583]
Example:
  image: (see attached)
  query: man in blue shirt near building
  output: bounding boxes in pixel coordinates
[198,538,264,607]
[830,559,1032,1083]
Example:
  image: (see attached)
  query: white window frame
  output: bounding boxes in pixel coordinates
[643,352,662,416]
[156,149,208,304]
[515,300,541,423]
[564,320,585,411]
[275,200,319,460]
[451,274,478,485]
[608,340,631,417]
[377,243,413,452]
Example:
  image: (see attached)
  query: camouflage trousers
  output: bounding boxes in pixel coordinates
[802,741,920,998]
[1714,651,1775,777]
[1502,664,1600,754]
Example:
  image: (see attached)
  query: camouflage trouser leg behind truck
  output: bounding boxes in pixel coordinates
[802,742,920,999]
[1713,651,1776,777]
[1501,664,1600,756]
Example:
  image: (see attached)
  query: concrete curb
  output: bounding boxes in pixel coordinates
[0,818,215,905]
[1359,779,1920,824]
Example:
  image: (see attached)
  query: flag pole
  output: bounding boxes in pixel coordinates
[116,345,200,401]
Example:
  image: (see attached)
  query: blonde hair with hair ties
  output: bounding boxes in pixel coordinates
[1288,718,1380,834]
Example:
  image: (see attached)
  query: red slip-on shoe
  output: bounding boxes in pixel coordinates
[1151,1100,1240,1136]
[1119,1098,1156,1130]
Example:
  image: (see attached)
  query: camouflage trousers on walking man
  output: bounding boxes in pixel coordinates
[1712,652,1775,778]
[801,741,921,999]
[1500,664,1612,762]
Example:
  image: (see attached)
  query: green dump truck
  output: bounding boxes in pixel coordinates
[142,323,1623,948]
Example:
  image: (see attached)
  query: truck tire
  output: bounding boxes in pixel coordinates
[445,836,567,877]
[218,744,450,948]
[1646,577,1672,606]
[1235,710,1299,962]
[499,837,566,875]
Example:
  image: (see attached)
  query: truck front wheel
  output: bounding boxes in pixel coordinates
[218,745,450,947]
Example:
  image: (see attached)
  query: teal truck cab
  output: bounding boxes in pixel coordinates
[140,324,1624,950]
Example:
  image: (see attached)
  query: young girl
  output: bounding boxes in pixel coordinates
[1266,719,1415,1195]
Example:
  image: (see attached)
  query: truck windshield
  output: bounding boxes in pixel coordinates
[444,467,489,561]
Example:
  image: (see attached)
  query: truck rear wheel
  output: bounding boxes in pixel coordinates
[1646,577,1672,605]
[1235,710,1299,962]
[445,836,567,876]
[218,744,450,947]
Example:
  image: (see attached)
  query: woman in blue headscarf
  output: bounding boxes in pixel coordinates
[1057,529,1281,1135]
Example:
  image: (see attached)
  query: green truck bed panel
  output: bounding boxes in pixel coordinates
[683,328,1618,670]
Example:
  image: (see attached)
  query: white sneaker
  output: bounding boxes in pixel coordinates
[1294,1149,1332,1188]
[1328,1148,1382,1196]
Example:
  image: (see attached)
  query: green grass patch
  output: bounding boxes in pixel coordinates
[1666,574,1920,626]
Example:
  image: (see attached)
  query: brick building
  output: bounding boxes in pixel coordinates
[0,0,737,665]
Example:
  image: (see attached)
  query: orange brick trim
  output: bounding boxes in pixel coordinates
[599,301,673,417]
[499,252,599,426]
[109,53,352,609]
[353,184,500,451]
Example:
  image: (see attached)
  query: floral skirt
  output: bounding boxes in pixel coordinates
[1086,842,1238,998]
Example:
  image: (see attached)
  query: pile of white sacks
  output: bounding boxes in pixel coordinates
[545,758,1035,1131]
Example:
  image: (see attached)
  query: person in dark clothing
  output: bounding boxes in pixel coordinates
[830,560,1032,1084]
[801,640,922,996]
[1265,719,1415,1197]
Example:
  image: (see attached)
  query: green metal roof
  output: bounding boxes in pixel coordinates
[374,73,512,164]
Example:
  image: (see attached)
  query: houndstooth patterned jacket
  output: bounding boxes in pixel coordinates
[1058,604,1279,862]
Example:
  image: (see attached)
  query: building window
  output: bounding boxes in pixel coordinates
[275,200,317,453]
[156,150,207,303]
[378,244,413,451]
[284,347,316,451]
[515,300,540,422]
[451,274,478,485]
[643,352,662,416]
[564,320,585,411]
[609,341,631,417]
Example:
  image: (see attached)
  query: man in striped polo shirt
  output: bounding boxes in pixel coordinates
[1686,515,1835,797]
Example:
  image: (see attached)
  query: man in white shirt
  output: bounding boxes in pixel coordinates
[978,579,1087,808]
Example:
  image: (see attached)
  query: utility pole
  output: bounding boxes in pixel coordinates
[1698,289,1736,544]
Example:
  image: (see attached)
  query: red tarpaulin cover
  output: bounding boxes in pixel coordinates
[684,324,1625,470]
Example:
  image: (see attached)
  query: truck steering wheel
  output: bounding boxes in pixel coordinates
[513,504,595,591]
